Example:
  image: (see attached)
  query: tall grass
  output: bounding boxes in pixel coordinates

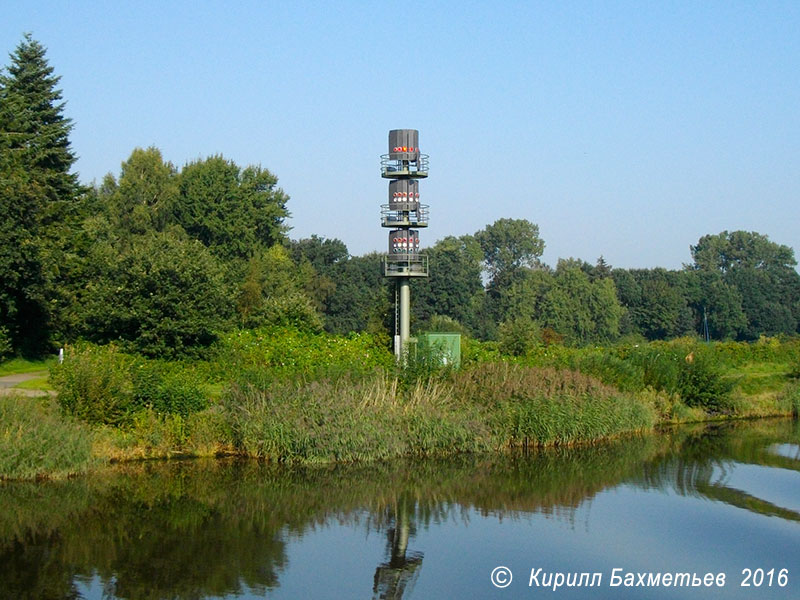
[451,363,656,447]
[0,395,95,480]
[222,364,655,463]
[223,372,488,463]
[778,381,800,418]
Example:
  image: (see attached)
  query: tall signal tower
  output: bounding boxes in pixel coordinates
[381,129,429,360]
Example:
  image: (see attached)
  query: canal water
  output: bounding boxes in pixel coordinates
[1,419,798,599]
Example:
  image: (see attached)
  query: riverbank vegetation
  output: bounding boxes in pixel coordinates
[3,331,798,480]
[2,34,800,480]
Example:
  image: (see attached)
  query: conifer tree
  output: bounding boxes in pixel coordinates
[0,33,79,219]
[0,34,80,353]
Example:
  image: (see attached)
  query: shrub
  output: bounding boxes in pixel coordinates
[498,316,540,357]
[575,352,645,393]
[51,343,209,426]
[131,362,208,417]
[0,396,94,480]
[624,344,682,395]
[261,293,324,333]
[51,343,136,425]
[78,228,232,359]
[213,327,394,380]
[677,352,733,413]
[461,338,502,367]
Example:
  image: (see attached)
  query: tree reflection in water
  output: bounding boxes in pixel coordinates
[0,418,797,599]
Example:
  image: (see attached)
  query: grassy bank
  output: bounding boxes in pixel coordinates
[2,331,798,480]
[0,394,95,480]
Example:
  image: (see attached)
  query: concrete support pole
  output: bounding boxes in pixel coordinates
[399,278,410,357]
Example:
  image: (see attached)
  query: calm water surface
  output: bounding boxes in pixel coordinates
[2,419,799,599]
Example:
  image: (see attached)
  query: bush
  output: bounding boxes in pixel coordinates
[498,316,539,357]
[131,362,208,417]
[623,344,682,395]
[51,343,136,425]
[51,343,209,426]
[677,352,733,413]
[260,293,324,333]
[575,352,645,393]
[461,338,502,367]
[213,327,394,380]
[0,396,94,480]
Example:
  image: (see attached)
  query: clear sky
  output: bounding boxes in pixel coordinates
[3,1,799,269]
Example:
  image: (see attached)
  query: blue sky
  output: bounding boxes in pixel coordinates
[3,1,799,269]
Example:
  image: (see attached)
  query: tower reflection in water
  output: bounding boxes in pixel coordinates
[373,494,424,600]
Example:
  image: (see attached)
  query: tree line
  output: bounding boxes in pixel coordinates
[2,35,799,359]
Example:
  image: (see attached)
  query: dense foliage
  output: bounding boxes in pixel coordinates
[2,34,799,363]
[50,343,208,425]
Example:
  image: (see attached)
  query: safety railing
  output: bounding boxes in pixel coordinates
[380,154,429,178]
[383,254,429,277]
[381,203,429,227]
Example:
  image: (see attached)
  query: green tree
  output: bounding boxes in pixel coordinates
[0,34,79,219]
[690,231,800,338]
[0,150,46,353]
[412,235,485,334]
[0,34,80,354]
[476,218,546,330]
[289,235,349,273]
[289,235,347,316]
[475,218,545,280]
[174,155,290,261]
[109,147,178,234]
[691,230,796,273]
[80,227,233,358]
[539,259,623,345]
[236,244,323,332]
[493,266,553,327]
[324,252,389,336]
[684,270,746,340]
[612,268,692,340]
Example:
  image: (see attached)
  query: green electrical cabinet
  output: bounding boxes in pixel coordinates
[417,333,461,369]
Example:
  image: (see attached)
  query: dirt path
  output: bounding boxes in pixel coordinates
[0,371,53,397]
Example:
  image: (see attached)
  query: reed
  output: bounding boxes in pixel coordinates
[451,363,656,447]
[221,363,654,464]
[0,395,95,480]
[222,371,488,463]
